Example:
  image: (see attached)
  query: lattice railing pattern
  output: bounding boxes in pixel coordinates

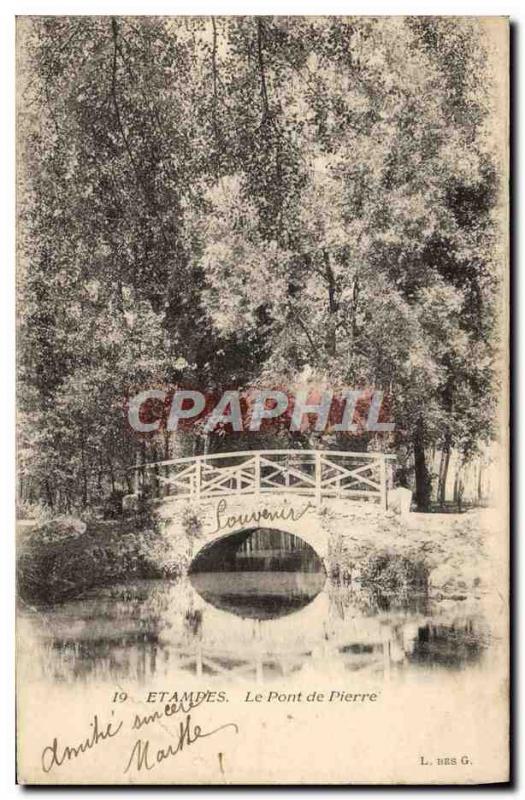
[133,450,395,508]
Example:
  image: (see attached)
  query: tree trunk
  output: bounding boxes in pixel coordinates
[164,431,171,498]
[80,427,88,508]
[108,458,116,494]
[413,419,431,512]
[437,436,451,507]
[323,249,338,357]
[477,462,483,503]
[453,467,464,512]
[44,479,54,509]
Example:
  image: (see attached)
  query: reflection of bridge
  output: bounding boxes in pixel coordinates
[166,638,399,683]
[134,449,395,510]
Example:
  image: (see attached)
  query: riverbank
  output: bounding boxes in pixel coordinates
[17,505,501,606]
[16,514,189,605]
[325,506,503,600]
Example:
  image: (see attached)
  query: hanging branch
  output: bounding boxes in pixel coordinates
[256,19,271,120]
[290,309,321,360]
[110,17,171,247]
[112,22,183,201]
[110,18,138,175]
[211,16,221,176]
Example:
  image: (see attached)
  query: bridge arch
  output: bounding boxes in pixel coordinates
[188,526,326,575]
[145,450,397,573]
[157,492,332,560]
[188,526,327,620]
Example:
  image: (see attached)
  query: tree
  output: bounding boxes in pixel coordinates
[18,16,503,512]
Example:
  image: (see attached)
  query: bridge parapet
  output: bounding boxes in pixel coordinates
[133,449,395,510]
[155,492,392,562]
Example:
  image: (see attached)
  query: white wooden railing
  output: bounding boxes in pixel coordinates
[132,450,395,509]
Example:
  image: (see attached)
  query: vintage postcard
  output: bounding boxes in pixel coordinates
[16,15,509,784]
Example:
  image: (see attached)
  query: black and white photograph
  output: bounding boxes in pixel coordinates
[13,12,509,785]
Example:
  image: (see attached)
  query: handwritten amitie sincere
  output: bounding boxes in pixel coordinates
[40,694,239,776]
[41,712,124,773]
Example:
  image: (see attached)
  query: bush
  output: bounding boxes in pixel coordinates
[16,514,185,605]
[359,552,428,592]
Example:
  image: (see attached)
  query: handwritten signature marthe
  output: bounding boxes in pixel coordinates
[124,714,238,773]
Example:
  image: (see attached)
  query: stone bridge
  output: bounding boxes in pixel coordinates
[130,450,408,563]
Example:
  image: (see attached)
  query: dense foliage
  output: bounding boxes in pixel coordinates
[18,16,504,512]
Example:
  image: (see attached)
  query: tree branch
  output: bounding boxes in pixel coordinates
[256,19,270,120]
[109,17,170,247]
[211,16,221,175]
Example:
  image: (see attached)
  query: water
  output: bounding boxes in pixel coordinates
[18,529,492,685]
[188,527,326,619]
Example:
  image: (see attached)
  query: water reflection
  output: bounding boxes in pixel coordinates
[189,528,325,619]
[190,572,325,619]
[18,578,491,686]
[409,621,487,669]
[17,526,493,685]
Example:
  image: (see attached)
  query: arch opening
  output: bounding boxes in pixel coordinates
[189,528,326,620]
